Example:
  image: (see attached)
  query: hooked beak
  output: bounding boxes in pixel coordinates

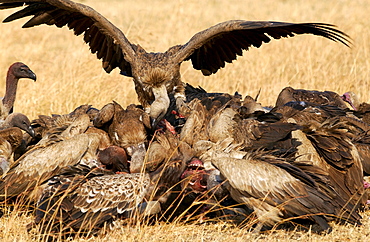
[27,70,37,81]
[26,126,35,137]
[149,85,170,130]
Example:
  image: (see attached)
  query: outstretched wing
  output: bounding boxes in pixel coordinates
[0,0,136,75]
[173,20,350,75]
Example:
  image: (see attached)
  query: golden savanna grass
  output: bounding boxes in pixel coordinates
[0,0,370,241]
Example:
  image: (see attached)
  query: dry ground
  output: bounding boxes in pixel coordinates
[0,0,369,241]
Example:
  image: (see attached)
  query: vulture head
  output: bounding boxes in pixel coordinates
[341,91,358,110]
[98,145,129,173]
[0,0,350,128]
[180,158,208,194]
[2,62,36,116]
[2,112,34,137]
[8,62,36,81]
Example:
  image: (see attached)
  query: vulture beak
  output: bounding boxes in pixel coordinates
[26,126,35,137]
[28,72,36,81]
[25,68,37,81]
[149,85,170,130]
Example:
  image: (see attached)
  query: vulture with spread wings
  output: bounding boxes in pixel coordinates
[0,0,350,127]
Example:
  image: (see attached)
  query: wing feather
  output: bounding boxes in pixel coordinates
[0,0,135,74]
[174,20,350,75]
[0,133,90,200]
[36,172,150,232]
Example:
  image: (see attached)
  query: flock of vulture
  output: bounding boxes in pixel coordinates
[0,0,368,240]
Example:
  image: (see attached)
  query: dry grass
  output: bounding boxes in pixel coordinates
[0,0,369,241]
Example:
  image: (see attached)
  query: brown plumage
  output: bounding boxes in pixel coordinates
[182,97,299,155]
[0,114,101,202]
[34,166,150,236]
[342,92,370,124]
[98,145,128,173]
[0,112,34,137]
[85,126,111,150]
[0,0,350,125]
[26,104,98,146]
[275,87,351,109]
[0,127,23,153]
[179,91,243,147]
[209,152,361,233]
[289,117,366,212]
[94,102,151,173]
[34,136,190,236]
[146,129,194,172]
[1,62,36,118]
[332,116,370,176]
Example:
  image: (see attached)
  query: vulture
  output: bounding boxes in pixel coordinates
[0,0,350,127]
[275,87,354,109]
[0,62,36,137]
[1,62,36,118]
[26,104,100,145]
[342,91,359,110]
[0,137,13,177]
[0,112,34,137]
[288,117,366,211]
[33,133,191,237]
[207,152,362,233]
[341,92,370,124]
[93,102,151,173]
[0,114,102,202]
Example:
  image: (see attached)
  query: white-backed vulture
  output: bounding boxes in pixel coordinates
[1,62,36,117]
[275,87,353,109]
[146,129,194,172]
[33,138,190,237]
[0,0,350,126]
[0,114,101,202]
[26,104,99,147]
[94,102,151,173]
[209,152,362,233]
[289,117,366,212]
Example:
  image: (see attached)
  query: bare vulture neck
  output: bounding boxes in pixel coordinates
[2,68,20,114]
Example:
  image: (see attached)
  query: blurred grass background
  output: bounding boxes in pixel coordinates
[0,0,369,241]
